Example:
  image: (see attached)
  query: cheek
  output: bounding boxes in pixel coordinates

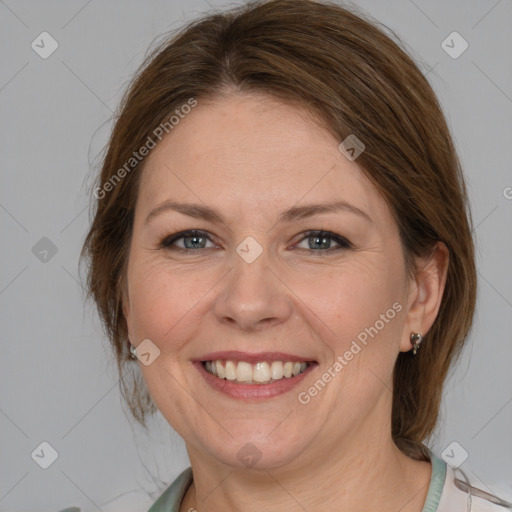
[126,242,407,365]
[290,256,406,370]
[125,258,212,350]
[309,256,403,326]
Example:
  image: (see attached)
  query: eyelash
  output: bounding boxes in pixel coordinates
[159,229,352,255]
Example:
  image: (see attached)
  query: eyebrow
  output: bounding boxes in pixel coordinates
[145,199,372,225]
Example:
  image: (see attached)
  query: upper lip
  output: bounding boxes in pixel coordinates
[195,351,317,364]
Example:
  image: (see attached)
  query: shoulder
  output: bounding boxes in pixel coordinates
[148,467,193,512]
[437,460,512,512]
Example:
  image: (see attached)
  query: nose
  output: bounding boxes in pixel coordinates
[214,248,293,332]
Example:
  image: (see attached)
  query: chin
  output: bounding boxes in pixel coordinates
[195,429,314,471]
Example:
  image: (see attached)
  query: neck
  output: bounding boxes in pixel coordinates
[182,432,431,512]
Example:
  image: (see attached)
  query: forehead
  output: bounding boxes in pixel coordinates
[137,93,388,224]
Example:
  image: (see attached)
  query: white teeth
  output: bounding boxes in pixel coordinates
[225,360,237,380]
[236,361,253,382]
[204,359,309,383]
[253,362,270,383]
[270,361,284,379]
[216,360,225,379]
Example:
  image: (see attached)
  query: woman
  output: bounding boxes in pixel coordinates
[82,0,511,510]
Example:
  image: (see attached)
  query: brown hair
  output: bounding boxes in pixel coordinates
[81,0,476,461]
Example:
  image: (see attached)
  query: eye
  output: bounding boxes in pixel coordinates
[294,230,352,254]
[159,229,352,255]
[160,230,218,252]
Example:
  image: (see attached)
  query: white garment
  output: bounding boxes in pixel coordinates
[439,464,512,511]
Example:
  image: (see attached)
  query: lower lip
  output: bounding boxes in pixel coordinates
[194,361,316,400]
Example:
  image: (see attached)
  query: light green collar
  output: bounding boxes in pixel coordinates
[422,450,447,512]
[148,450,447,512]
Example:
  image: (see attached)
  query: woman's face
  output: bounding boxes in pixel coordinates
[124,93,420,470]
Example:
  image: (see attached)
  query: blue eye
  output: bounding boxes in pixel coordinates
[295,230,352,253]
[160,230,216,251]
[160,229,351,254]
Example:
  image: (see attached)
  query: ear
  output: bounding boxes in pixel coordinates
[400,242,449,352]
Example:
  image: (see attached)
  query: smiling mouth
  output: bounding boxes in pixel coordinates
[202,360,311,385]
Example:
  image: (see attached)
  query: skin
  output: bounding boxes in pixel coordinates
[123,92,449,512]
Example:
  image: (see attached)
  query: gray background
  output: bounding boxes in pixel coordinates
[1,0,511,510]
